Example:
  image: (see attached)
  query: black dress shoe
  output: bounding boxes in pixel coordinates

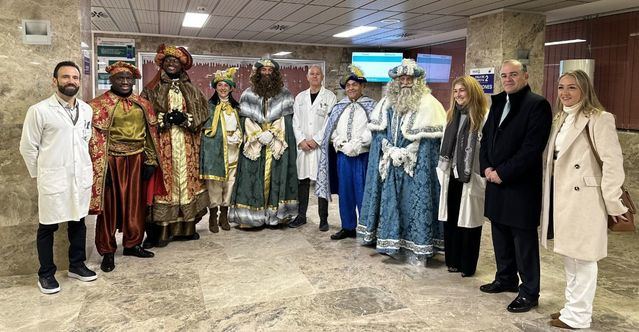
[142,239,156,249]
[330,228,356,240]
[319,220,329,232]
[123,245,155,258]
[507,295,538,313]
[101,253,115,272]
[287,216,307,228]
[447,266,460,273]
[479,280,519,293]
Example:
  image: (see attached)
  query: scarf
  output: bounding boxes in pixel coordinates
[439,103,477,183]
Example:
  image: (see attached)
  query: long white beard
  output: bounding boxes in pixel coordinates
[389,85,422,114]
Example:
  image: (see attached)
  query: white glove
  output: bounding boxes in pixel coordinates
[390,148,406,166]
[341,142,356,157]
[258,131,274,145]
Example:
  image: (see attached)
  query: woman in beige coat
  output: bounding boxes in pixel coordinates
[540,70,628,329]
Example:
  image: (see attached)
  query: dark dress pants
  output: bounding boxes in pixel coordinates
[491,221,540,299]
[298,178,328,222]
[37,218,87,277]
[444,175,482,275]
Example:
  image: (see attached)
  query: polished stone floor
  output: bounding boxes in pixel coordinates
[1,198,638,331]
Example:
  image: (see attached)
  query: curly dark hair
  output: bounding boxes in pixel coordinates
[251,69,284,98]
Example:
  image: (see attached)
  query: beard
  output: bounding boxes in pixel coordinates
[58,83,79,97]
[251,70,283,98]
[387,79,426,114]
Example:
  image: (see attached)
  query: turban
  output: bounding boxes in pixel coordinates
[388,58,425,79]
[154,44,193,70]
[105,61,141,79]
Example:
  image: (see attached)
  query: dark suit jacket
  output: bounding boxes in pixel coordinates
[479,85,552,229]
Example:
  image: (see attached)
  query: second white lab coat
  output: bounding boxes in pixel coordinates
[292,86,336,180]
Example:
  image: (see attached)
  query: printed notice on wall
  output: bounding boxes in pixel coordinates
[470,67,495,94]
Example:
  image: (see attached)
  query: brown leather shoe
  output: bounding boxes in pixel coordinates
[219,206,230,231]
[209,207,219,233]
[550,318,575,329]
[550,312,561,320]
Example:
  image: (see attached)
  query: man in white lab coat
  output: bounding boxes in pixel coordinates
[19,61,97,294]
[289,65,336,231]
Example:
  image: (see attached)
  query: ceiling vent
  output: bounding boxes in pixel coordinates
[269,24,289,31]
[91,7,110,20]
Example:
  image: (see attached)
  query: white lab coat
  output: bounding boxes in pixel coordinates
[19,94,94,225]
[292,86,336,180]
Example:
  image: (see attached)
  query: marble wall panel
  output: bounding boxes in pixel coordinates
[466,11,546,94]
[0,0,90,276]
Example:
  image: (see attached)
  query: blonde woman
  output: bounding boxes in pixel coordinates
[541,70,627,329]
[437,76,488,277]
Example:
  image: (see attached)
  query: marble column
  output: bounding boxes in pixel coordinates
[0,0,91,276]
[465,10,546,94]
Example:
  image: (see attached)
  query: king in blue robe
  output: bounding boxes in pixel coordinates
[357,59,447,261]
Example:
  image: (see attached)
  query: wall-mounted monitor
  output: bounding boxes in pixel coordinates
[417,53,452,83]
[351,52,403,83]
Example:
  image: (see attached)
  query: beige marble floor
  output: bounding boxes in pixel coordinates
[1,198,638,332]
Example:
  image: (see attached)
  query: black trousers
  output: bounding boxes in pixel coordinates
[444,176,482,275]
[298,178,328,222]
[36,218,87,278]
[491,221,540,299]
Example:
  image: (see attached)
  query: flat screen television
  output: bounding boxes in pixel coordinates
[416,53,452,83]
[351,52,403,83]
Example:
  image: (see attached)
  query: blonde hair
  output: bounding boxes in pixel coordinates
[447,76,487,132]
[555,70,605,116]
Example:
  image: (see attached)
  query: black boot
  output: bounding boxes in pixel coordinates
[209,207,219,233]
[219,206,231,231]
[142,223,158,249]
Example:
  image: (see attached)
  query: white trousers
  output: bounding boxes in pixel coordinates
[559,256,598,328]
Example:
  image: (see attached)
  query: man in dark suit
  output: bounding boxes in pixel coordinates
[479,60,552,313]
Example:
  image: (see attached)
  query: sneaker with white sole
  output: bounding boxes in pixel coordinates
[68,265,98,282]
[38,275,61,294]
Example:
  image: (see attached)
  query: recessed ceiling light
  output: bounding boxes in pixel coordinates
[273,51,291,56]
[333,26,378,38]
[544,39,586,46]
[380,19,400,24]
[182,12,208,28]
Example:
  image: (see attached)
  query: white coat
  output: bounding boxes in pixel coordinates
[540,110,626,262]
[292,86,337,180]
[436,119,487,228]
[19,94,94,225]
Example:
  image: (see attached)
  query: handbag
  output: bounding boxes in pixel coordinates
[585,125,636,232]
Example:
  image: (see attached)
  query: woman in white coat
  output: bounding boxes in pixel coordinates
[437,76,488,277]
[19,62,97,294]
[540,70,627,329]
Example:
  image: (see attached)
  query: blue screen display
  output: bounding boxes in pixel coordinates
[351,52,404,83]
[416,53,452,83]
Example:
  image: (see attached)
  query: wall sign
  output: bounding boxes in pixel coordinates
[470,67,495,94]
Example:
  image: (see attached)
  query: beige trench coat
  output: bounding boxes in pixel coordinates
[540,110,627,262]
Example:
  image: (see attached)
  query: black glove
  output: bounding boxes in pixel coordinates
[142,164,156,181]
[167,111,187,125]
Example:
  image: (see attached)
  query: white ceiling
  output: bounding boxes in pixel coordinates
[90,0,638,48]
